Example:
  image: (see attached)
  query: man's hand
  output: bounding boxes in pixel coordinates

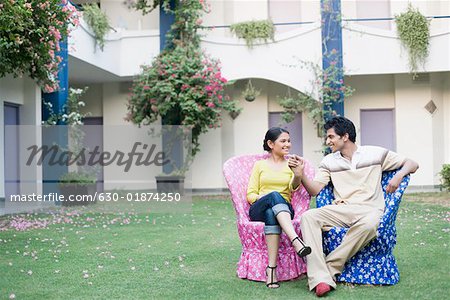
[385,158,419,194]
[290,155,326,196]
[288,155,304,177]
[386,174,402,193]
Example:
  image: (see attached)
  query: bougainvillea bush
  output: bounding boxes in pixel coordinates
[127,0,239,163]
[0,0,79,92]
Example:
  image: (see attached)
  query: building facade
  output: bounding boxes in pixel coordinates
[1,0,449,200]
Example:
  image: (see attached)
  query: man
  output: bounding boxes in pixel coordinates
[290,116,419,297]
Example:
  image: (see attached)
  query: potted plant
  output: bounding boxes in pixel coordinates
[43,87,98,204]
[127,0,240,190]
[58,171,97,206]
[242,79,260,102]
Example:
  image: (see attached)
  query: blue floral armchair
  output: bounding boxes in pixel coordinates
[315,170,410,285]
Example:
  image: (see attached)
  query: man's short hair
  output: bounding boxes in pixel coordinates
[324,116,356,143]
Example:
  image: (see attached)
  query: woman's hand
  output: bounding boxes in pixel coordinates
[288,155,304,178]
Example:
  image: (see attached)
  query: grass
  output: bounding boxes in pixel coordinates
[0,193,449,299]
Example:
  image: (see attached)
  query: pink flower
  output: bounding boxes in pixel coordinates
[143,85,150,90]
[207,102,215,108]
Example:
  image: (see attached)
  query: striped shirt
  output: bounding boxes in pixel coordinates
[314,146,406,209]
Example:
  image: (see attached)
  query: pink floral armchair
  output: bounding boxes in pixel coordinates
[223,153,315,282]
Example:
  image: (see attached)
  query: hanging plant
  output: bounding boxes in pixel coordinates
[395,4,430,78]
[83,3,111,51]
[230,20,275,48]
[228,106,243,120]
[241,79,260,102]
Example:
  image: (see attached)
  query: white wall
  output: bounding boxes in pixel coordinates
[0,76,25,105]
[70,0,450,84]
[345,75,396,145]
[101,82,159,191]
[100,0,159,30]
[394,74,433,186]
[201,0,227,36]
[430,73,446,184]
[77,83,104,117]
[267,81,323,166]
[228,0,268,23]
[69,19,159,77]
[445,74,450,163]
[231,79,269,157]
[269,0,302,34]
[220,85,237,164]
[19,79,42,196]
[201,22,323,96]
[191,128,224,189]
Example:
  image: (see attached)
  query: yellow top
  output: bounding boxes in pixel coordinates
[246,160,298,204]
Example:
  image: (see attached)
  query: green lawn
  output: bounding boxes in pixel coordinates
[0,193,449,300]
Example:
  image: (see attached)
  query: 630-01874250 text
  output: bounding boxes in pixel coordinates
[9,192,182,203]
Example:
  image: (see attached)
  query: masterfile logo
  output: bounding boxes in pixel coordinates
[26,142,170,172]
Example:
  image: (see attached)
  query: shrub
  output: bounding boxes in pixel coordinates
[0,0,79,92]
[440,164,450,191]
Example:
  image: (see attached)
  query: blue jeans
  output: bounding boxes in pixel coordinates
[249,191,294,235]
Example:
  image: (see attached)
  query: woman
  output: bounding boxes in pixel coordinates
[247,127,311,289]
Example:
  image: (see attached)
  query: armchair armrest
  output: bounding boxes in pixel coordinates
[316,183,334,208]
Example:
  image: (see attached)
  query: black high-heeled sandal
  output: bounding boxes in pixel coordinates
[265,265,280,288]
[292,236,312,257]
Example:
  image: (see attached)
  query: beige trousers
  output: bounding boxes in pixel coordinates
[300,204,384,290]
